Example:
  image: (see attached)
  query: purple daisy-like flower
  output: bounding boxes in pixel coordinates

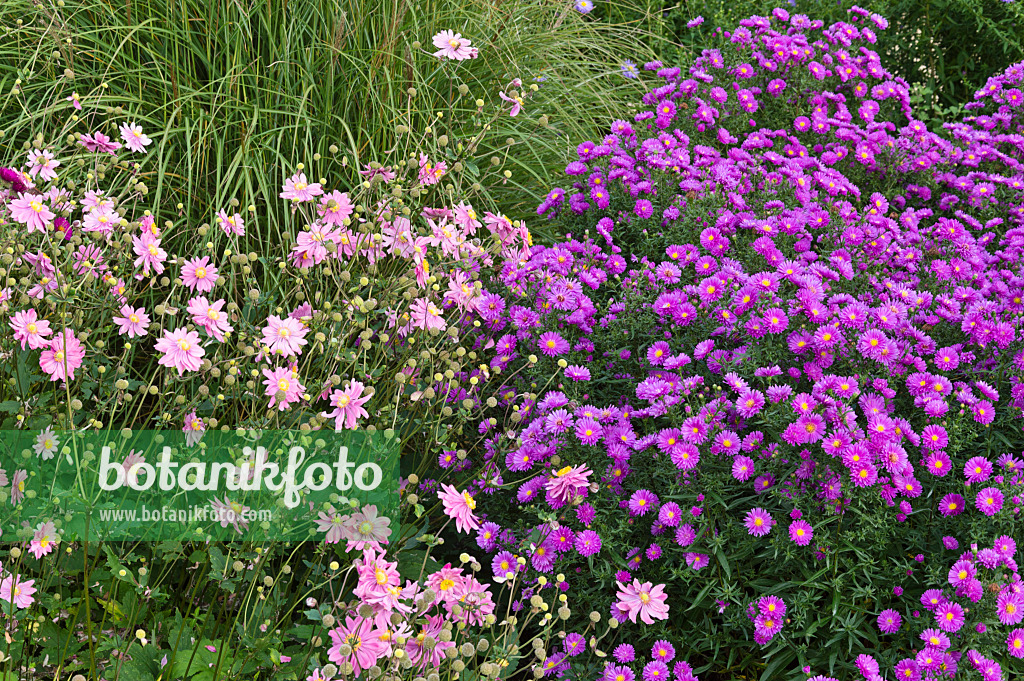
[565,365,591,381]
[538,331,570,357]
[877,608,902,634]
[934,601,965,632]
[789,520,813,546]
[975,487,1004,516]
[628,489,659,516]
[744,507,773,537]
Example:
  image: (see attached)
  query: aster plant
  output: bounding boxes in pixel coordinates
[415,6,1024,681]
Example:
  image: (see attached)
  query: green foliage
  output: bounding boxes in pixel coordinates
[0,0,656,234]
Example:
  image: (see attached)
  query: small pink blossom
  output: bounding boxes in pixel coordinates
[0,574,36,609]
[438,484,481,533]
[322,381,370,430]
[40,328,86,382]
[119,122,152,153]
[615,579,670,625]
[112,305,151,338]
[9,194,54,234]
[431,30,477,60]
[279,172,323,202]
[155,328,205,375]
[262,366,305,411]
[262,315,308,357]
[9,309,52,350]
[181,256,219,293]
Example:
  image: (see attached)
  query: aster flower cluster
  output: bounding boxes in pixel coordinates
[417,6,1024,679]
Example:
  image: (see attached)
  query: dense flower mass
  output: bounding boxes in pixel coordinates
[414,6,1024,680]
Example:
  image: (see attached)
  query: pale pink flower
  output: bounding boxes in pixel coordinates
[183,412,205,446]
[27,149,60,181]
[262,315,308,357]
[318,190,354,226]
[66,92,82,109]
[438,484,480,533]
[262,366,305,411]
[327,616,388,676]
[410,297,446,332]
[417,154,446,185]
[33,428,59,460]
[279,172,323,202]
[431,30,477,60]
[10,469,27,505]
[615,579,670,625]
[112,305,150,338]
[346,505,392,549]
[28,521,57,559]
[545,464,592,507]
[181,256,219,293]
[119,122,152,153]
[132,233,167,276]
[82,206,118,234]
[210,496,251,534]
[187,296,233,342]
[79,131,122,154]
[314,506,350,544]
[9,194,54,234]
[9,309,52,350]
[215,209,245,236]
[39,328,85,382]
[155,328,205,375]
[0,575,36,609]
[499,91,524,117]
[322,381,370,430]
[453,201,481,233]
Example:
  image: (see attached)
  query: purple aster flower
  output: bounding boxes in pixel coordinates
[877,608,902,634]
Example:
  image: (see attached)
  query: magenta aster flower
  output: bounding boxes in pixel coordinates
[744,507,773,537]
[565,365,591,381]
[877,608,902,634]
[154,327,205,375]
[1008,628,1024,659]
[215,209,245,236]
[615,579,669,625]
[924,451,952,476]
[538,331,570,356]
[938,493,965,516]
[628,489,658,516]
[964,456,993,483]
[575,529,602,556]
[934,601,965,632]
[975,487,1003,516]
[431,30,477,60]
[789,520,813,546]
[732,455,755,481]
[262,315,308,357]
[997,592,1024,626]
